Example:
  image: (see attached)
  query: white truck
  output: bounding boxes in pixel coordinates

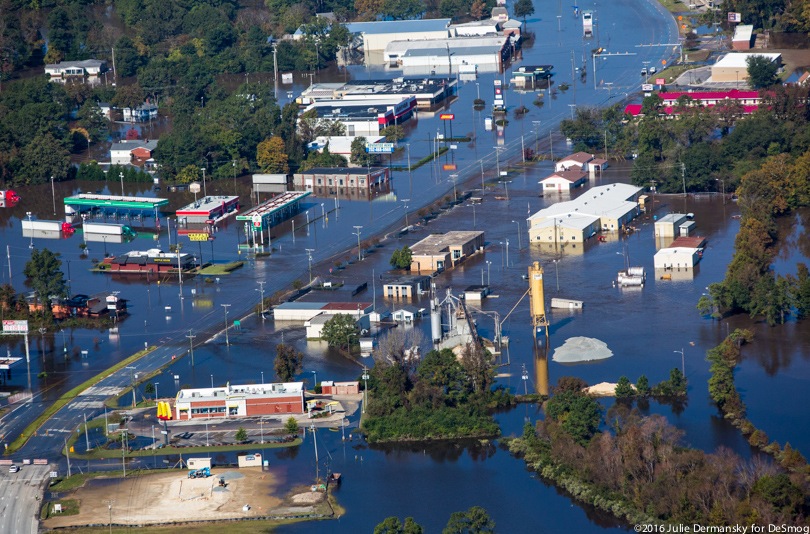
[22,220,74,233]
[83,222,136,237]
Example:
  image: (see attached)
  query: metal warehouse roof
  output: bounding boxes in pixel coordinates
[345,19,451,35]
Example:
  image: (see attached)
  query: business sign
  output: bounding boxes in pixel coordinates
[188,233,210,242]
[442,164,457,171]
[642,84,654,92]
[366,143,395,154]
[2,320,28,333]
[728,12,741,22]
[439,113,455,120]
[153,257,172,263]
[655,78,665,85]
[252,214,262,228]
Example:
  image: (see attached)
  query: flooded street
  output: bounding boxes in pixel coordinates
[3,0,809,530]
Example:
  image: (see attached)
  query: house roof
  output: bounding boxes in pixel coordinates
[623,103,759,117]
[528,183,641,221]
[345,19,451,35]
[45,59,106,69]
[410,231,484,255]
[733,24,754,42]
[714,52,780,69]
[110,140,158,152]
[559,151,594,164]
[670,236,707,248]
[541,170,587,183]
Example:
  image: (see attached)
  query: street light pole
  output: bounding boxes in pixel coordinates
[361,367,369,414]
[257,281,265,318]
[154,382,159,402]
[201,167,207,197]
[486,261,492,286]
[51,176,56,215]
[26,212,33,249]
[186,330,196,366]
[119,172,124,196]
[512,220,522,250]
[674,348,685,375]
[305,249,314,282]
[401,199,410,228]
[221,303,231,346]
[310,370,317,390]
[353,225,363,261]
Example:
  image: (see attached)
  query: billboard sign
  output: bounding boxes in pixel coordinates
[642,84,654,92]
[655,78,665,85]
[728,12,741,22]
[2,320,28,333]
[439,113,455,120]
[366,143,395,154]
[188,233,210,242]
[442,164,458,171]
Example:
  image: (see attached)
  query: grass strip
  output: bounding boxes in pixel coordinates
[67,437,302,460]
[198,261,245,275]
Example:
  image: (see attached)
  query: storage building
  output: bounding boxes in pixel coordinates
[409,231,485,273]
[654,213,689,238]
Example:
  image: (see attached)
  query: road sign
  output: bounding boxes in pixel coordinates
[49,471,58,478]
[442,164,457,171]
[188,233,209,242]
[366,142,395,154]
[439,113,455,120]
[642,84,654,92]
[655,78,665,85]
[2,320,28,333]
[251,214,262,228]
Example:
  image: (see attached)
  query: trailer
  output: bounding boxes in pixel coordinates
[22,220,74,233]
[582,10,593,37]
[83,222,137,237]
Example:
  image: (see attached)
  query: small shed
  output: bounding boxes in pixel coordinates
[654,213,689,238]
[464,285,490,301]
[187,457,212,470]
[237,453,263,468]
[679,220,696,236]
[322,381,360,395]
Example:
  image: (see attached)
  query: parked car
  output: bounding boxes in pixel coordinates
[649,66,657,74]
[641,68,648,77]
[9,465,19,473]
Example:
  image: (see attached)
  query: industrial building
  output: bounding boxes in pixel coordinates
[732,25,755,50]
[383,275,431,299]
[176,196,239,224]
[294,167,390,197]
[711,52,781,83]
[384,36,515,74]
[174,382,305,420]
[301,96,416,137]
[297,77,457,109]
[272,301,373,322]
[409,231,485,273]
[540,169,588,192]
[527,183,642,247]
[654,213,689,238]
[345,19,452,58]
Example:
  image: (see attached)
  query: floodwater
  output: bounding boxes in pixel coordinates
[2,0,808,531]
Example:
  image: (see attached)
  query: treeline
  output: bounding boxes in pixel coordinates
[361,345,512,443]
[506,376,810,527]
[695,109,810,323]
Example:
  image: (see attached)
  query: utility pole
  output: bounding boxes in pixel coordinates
[176,243,183,297]
[257,281,265,318]
[186,330,196,366]
[681,162,686,197]
[221,304,231,346]
[353,226,363,261]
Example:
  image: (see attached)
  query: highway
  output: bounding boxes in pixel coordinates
[0,465,50,534]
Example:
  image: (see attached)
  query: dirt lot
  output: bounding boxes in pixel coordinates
[43,468,326,528]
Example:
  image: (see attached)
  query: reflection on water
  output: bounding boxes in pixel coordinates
[534,343,550,396]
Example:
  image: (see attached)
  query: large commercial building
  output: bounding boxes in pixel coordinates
[174,382,305,420]
[345,19,452,58]
[301,96,416,137]
[409,231,485,273]
[385,36,515,74]
[294,167,390,200]
[527,183,642,248]
[711,53,781,83]
[297,77,457,110]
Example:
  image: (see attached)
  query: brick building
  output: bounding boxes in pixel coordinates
[174,382,305,420]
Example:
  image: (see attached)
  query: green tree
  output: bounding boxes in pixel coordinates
[635,375,650,396]
[320,314,359,350]
[111,83,146,111]
[23,249,67,307]
[235,427,248,443]
[351,136,375,166]
[545,390,601,445]
[614,376,635,399]
[389,246,413,269]
[256,136,289,174]
[514,0,536,23]
[380,124,405,141]
[443,506,495,534]
[144,382,155,396]
[274,343,304,382]
[381,0,425,20]
[16,133,71,185]
[284,416,299,435]
[747,55,779,89]
[375,516,424,534]
[77,101,109,144]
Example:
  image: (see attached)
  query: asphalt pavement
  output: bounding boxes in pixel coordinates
[0,464,50,534]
